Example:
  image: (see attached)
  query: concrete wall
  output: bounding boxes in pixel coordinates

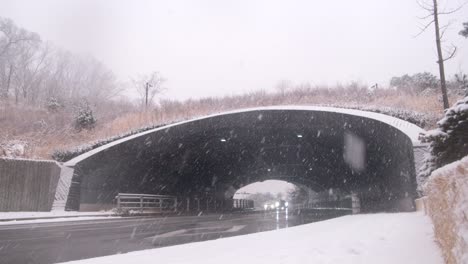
[0,158,61,211]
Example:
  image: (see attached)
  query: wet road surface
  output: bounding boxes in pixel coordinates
[0,209,344,264]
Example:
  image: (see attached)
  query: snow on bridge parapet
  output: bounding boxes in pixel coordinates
[65,106,426,168]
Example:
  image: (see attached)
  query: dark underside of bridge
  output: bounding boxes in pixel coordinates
[66,110,417,212]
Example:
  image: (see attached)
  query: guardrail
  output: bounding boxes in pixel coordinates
[232,199,254,209]
[115,193,177,212]
[292,203,353,211]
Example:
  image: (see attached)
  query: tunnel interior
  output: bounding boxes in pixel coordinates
[67,109,418,212]
[233,180,317,209]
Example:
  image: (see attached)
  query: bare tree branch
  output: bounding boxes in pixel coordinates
[439,22,452,40]
[417,0,435,12]
[442,45,457,62]
[418,13,435,19]
[414,19,435,37]
[438,2,467,15]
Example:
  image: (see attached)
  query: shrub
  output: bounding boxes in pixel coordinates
[74,101,96,131]
[419,97,468,188]
[46,97,63,112]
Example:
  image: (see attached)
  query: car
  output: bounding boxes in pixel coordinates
[264,200,289,210]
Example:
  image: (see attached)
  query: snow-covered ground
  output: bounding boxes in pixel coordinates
[0,211,118,225]
[61,212,443,264]
[0,216,120,225]
[0,211,113,220]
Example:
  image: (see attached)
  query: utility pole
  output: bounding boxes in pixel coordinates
[145,82,152,109]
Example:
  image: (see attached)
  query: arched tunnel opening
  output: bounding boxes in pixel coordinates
[234,179,358,212]
[233,180,304,210]
[63,108,419,213]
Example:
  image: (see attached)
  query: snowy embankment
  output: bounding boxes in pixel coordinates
[0,211,115,224]
[62,213,442,264]
[425,155,468,264]
[0,211,113,220]
[0,216,119,225]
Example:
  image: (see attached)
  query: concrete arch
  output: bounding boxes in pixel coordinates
[54,106,425,212]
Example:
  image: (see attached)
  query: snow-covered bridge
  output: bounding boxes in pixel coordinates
[54,106,426,212]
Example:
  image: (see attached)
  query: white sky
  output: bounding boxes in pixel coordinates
[1,0,467,100]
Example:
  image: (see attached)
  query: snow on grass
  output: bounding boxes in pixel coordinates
[61,212,443,264]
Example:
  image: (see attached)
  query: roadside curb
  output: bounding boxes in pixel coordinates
[0,210,265,223]
[0,214,116,222]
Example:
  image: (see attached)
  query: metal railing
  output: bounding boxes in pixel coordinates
[115,193,177,212]
[291,194,360,214]
[292,203,353,211]
[232,199,254,209]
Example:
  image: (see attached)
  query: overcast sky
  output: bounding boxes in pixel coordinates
[1,0,467,100]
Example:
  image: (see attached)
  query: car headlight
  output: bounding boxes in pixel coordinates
[285,202,289,207]
[275,201,280,208]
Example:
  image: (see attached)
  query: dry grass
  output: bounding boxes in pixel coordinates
[0,87,461,160]
[424,156,468,264]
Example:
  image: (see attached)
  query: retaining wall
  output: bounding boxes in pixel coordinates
[0,158,61,211]
[424,155,468,264]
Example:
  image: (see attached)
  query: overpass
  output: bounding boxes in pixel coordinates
[52,106,426,212]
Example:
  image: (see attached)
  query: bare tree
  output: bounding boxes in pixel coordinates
[0,17,123,108]
[0,17,40,100]
[132,72,166,109]
[0,18,39,57]
[416,0,465,109]
[275,79,292,96]
[11,39,50,104]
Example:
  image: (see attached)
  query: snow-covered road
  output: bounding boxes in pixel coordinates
[61,212,443,264]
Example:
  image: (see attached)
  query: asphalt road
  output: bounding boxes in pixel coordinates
[0,210,340,264]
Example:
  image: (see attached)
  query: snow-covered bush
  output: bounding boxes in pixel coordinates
[0,140,29,158]
[390,72,439,95]
[111,207,131,216]
[111,208,146,216]
[46,97,63,112]
[419,97,468,187]
[74,101,96,131]
[454,72,468,96]
[424,156,468,264]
